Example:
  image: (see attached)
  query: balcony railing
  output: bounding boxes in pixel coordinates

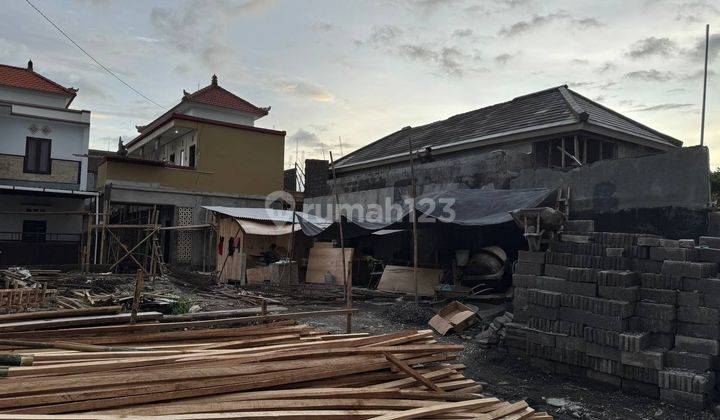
[0,232,81,242]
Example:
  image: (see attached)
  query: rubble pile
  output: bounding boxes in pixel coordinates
[507,220,720,410]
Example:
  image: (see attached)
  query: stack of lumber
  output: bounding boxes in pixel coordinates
[0,307,550,419]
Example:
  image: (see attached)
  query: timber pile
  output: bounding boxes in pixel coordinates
[0,307,550,419]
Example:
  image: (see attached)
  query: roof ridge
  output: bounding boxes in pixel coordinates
[558,86,588,122]
[512,84,569,101]
[566,88,682,146]
[182,82,267,116]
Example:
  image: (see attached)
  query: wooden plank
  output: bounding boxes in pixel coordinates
[376,266,443,297]
[367,398,499,420]
[0,312,163,333]
[384,352,442,392]
[305,247,354,285]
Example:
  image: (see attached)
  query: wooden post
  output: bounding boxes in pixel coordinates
[99,198,108,265]
[130,270,144,324]
[329,151,351,333]
[408,135,419,304]
[83,214,93,273]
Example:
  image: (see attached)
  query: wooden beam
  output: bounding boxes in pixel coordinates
[384,352,442,392]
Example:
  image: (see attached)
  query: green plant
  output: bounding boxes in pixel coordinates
[170,296,195,315]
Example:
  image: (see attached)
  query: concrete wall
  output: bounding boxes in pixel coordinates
[0,85,71,108]
[0,193,84,236]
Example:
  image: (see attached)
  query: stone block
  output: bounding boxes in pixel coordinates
[665,350,716,372]
[518,250,546,264]
[515,262,544,276]
[662,261,717,279]
[677,306,720,325]
[675,335,720,356]
[639,288,677,305]
[598,285,639,301]
[622,349,664,370]
[619,331,650,352]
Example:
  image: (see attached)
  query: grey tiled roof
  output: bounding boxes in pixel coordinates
[336,85,681,168]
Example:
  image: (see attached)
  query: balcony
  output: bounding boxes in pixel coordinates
[0,154,81,190]
[96,155,202,193]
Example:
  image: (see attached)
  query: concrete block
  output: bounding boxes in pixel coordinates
[517,250,546,264]
[675,335,720,356]
[640,273,682,290]
[619,331,650,352]
[639,288,677,305]
[566,267,596,283]
[665,350,716,372]
[660,239,680,248]
[677,322,720,340]
[527,304,559,320]
[696,247,720,264]
[658,369,715,393]
[587,342,621,361]
[598,285,639,301]
[564,219,595,233]
[632,258,663,274]
[606,248,624,257]
[622,364,660,384]
[662,261,717,279]
[629,317,675,334]
[622,349,664,370]
[513,274,540,289]
[637,236,661,246]
[679,239,696,249]
[659,388,708,410]
[555,335,586,352]
[561,307,627,331]
[622,378,660,398]
[678,291,702,307]
[586,369,621,388]
[650,246,695,262]
[514,262,544,276]
[699,236,720,249]
[543,264,567,279]
[677,306,720,325]
[596,270,640,287]
[526,288,561,308]
[650,333,676,350]
[584,326,620,348]
[635,302,676,321]
[525,328,563,347]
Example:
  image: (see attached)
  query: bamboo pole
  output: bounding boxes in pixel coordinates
[329,151,351,333]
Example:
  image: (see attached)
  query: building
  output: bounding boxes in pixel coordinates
[94,75,286,267]
[0,61,96,266]
[305,85,709,236]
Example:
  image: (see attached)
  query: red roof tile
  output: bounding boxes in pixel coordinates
[0,62,77,102]
[182,75,268,117]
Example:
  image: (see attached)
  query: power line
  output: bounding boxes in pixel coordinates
[25,0,164,109]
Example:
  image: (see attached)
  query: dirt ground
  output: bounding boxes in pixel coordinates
[289,300,717,420]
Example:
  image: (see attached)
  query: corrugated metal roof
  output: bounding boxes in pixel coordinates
[335,86,681,168]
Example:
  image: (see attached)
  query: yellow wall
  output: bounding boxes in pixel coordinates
[98,119,285,196]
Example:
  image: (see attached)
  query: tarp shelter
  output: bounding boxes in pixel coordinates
[204,206,330,283]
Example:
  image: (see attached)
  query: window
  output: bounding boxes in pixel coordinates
[24,137,51,174]
[22,220,46,242]
[188,144,196,168]
[169,153,175,164]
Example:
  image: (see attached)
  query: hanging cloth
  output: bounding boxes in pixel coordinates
[218,236,224,255]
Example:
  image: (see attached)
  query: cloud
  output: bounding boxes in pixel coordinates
[275,80,334,102]
[311,22,336,32]
[494,53,515,65]
[631,103,694,112]
[623,69,675,82]
[438,47,464,76]
[626,37,677,59]
[453,28,473,38]
[498,11,570,37]
[676,1,720,23]
[398,44,437,61]
[595,62,616,74]
[365,25,403,46]
[681,69,717,80]
[567,81,594,88]
[571,17,603,27]
[397,44,467,76]
[571,59,589,65]
[684,33,720,62]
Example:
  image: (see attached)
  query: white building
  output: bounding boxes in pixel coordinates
[0,60,96,266]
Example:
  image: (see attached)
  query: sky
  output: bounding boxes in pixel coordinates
[1,0,719,168]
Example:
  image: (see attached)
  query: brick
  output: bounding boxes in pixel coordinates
[675,335,720,356]
[699,236,720,249]
[622,349,664,370]
[677,322,720,340]
[622,378,660,398]
[513,274,539,289]
[517,250,546,264]
[662,261,717,279]
[598,285,639,301]
[564,219,594,233]
[637,236,661,246]
[677,306,720,325]
[638,288,677,305]
[635,302,676,321]
[665,350,716,371]
[629,317,675,334]
[658,369,715,393]
[586,369,621,388]
[619,332,650,352]
[514,262,544,276]
[659,388,708,410]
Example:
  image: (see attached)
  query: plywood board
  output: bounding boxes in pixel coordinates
[305,247,354,285]
[376,266,443,297]
[428,301,477,335]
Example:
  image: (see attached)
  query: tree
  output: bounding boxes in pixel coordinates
[711,167,720,202]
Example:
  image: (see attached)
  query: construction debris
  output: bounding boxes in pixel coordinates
[429,301,478,336]
[0,306,548,419]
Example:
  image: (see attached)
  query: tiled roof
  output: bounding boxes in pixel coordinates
[336,85,681,168]
[182,75,268,116]
[0,62,77,99]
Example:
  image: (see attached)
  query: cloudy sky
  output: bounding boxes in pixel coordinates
[2,0,718,167]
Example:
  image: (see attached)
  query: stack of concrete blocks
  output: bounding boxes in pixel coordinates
[507,221,720,410]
